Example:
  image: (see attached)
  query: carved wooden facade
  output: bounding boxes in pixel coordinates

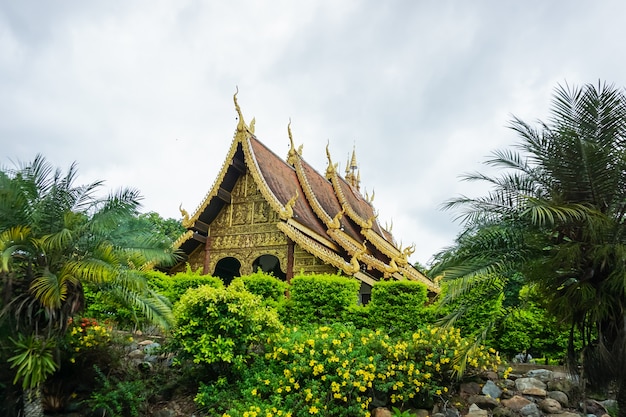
[170,94,438,295]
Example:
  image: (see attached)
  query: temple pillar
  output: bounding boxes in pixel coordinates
[286,238,295,283]
[202,235,212,275]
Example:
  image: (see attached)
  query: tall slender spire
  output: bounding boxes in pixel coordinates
[345,145,360,189]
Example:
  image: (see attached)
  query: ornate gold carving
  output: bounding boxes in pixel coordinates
[179,204,191,228]
[279,191,298,220]
[253,200,269,223]
[328,208,344,229]
[249,117,255,135]
[234,87,247,133]
[173,230,194,249]
[232,203,251,225]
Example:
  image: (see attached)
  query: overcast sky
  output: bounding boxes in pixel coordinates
[2,1,625,266]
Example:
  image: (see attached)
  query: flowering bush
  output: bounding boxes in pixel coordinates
[202,323,502,417]
[65,317,112,363]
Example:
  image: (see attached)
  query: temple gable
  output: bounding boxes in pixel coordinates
[171,93,438,295]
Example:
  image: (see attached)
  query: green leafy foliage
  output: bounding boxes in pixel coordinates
[8,334,58,390]
[367,280,431,335]
[88,365,146,417]
[238,271,288,306]
[284,274,360,325]
[436,274,504,339]
[170,281,283,372]
[147,267,223,304]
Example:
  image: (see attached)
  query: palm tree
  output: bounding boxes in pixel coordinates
[431,82,626,416]
[0,155,176,416]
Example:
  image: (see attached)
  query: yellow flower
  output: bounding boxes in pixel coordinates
[308,406,319,414]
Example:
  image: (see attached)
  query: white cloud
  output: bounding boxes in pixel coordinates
[3,0,626,266]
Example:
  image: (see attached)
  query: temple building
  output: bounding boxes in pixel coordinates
[171,94,438,302]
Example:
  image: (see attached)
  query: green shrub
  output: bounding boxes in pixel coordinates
[367,280,431,335]
[237,271,288,306]
[214,323,502,417]
[284,274,360,325]
[88,365,146,417]
[170,280,283,373]
[147,267,223,304]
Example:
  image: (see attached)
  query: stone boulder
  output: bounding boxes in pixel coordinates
[539,398,563,414]
[501,395,532,411]
[515,377,547,396]
[482,380,503,399]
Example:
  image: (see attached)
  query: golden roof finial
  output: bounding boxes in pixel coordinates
[179,204,191,228]
[344,145,360,188]
[286,119,300,166]
[280,190,299,220]
[233,86,246,133]
[350,146,358,171]
[325,142,338,179]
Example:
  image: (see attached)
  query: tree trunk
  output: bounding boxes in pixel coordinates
[617,373,626,417]
[23,387,44,417]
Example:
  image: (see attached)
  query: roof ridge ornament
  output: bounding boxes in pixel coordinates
[279,190,299,220]
[233,87,247,133]
[325,142,338,179]
[286,119,302,166]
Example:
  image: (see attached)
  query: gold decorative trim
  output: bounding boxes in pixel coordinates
[277,222,353,274]
[398,265,439,293]
[173,230,194,250]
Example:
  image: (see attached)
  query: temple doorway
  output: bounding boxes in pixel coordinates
[252,254,286,280]
[214,257,241,285]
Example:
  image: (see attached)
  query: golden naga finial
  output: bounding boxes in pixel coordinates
[325,142,338,179]
[279,190,299,220]
[179,204,191,228]
[383,258,399,278]
[249,117,256,134]
[286,119,301,166]
[364,213,378,229]
[329,208,345,229]
[344,244,366,275]
[234,87,247,132]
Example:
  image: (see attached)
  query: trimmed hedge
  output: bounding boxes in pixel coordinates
[238,272,288,306]
[366,280,431,334]
[284,274,359,325]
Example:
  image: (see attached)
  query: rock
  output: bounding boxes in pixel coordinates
[413,409,430,417]
[482,380,503,399]
[501,395,532,411]
[460,382,482,397]
[138,339,155,346]
[520,403,541,417]
[601,400,618,412]
[547,412,581,417]
[547,378,574,394]
[153,409,175,417]
[483,371,499,381]
[372,408,392,417]
[468,394,499,409]
[515,377,547,396]
[128,349,144,359]
[548,391,569,407]
[465,404,489,417]
[143,342,161,354]
[540,398,562,414]
[527,369,554,383]
[492,406,517,417]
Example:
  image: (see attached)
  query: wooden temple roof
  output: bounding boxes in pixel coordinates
[174,93,438,293]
